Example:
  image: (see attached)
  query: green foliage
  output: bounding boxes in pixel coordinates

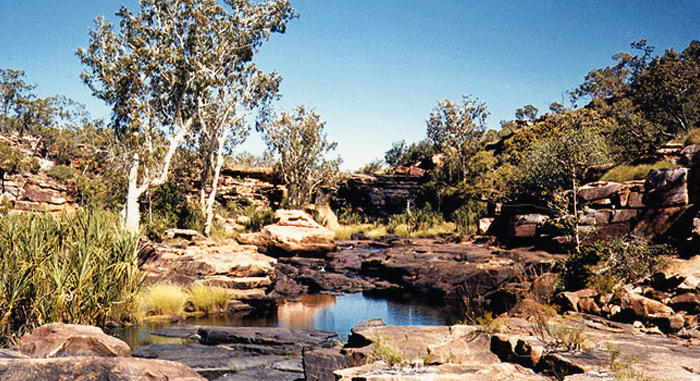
[600,161,679,182]
[682,128,700,146]
[0,142,25,192]
[45,165,76,181]
[369,332,409,369]
[146,180,203,234]
[563,236,670,293]
[357,158,385,175]
[243,207,275,232]
[260,105,341,209]
[75,174,124,211]
[452,201,487,236]
[475,312,509,335]
[0,209,143,345]
[384,139,436,169]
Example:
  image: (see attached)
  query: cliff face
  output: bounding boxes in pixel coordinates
[487,166,700,247]
[331,173,426,218]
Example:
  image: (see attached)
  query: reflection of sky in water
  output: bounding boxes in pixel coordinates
[113,293,458,348]
[296,293,454,340]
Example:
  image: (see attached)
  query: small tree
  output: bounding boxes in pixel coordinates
[0,142,24,193]
[260,106,341,209]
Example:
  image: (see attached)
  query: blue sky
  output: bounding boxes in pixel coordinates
[1,1,699,170]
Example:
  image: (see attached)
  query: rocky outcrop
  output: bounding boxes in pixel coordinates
[492,167,699,244]
[216,166,285,209]
[140,237,277,304]
[16,323,131,358]
[132,325,339,381]
[332,173,425,218]
[2,174,77,214]
[238,210,336,256]
[2,323,205,381]
[327,317,700,381]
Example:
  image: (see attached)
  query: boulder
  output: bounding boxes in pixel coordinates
[0,357,205,381]
[578,181,623,202]
[16,323,131,358]
[303,348,347,381]
[620,292,674,320]
[510,214,549,238]
[140,238,276,292]
[644,167,689,206]
[238,210,336,256]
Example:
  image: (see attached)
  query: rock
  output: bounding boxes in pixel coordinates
[478,218,494,234]
[0,356,205,381]
[163,228,207,242]
[140,239,276,292]
[680,144,700,165]
[303,348,347,381]
[16,323,131,358]
[578,182,623,202]
[334,362,550,381]
[238,210,336,256]
[669,292,700,313]
[197,326,339,347]
[620,291,675,320]
[677,274,700,291]
[332,173,425,218]
[510,214,549,238]
[578,209,611,226]
[644,167,689,206]
[306,204,341,230]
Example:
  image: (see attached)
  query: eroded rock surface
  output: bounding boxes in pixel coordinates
[238,210,336,256]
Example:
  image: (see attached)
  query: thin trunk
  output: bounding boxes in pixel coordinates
[203,129,228,237]
[124,155,145,235]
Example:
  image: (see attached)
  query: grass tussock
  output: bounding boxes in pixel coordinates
[187,284,231,314]
[136,282,235,318]
[0,208,144,345]
[600,161,679,182]
[682,128,700,146]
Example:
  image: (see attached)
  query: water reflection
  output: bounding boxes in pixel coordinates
[113,293,459,348]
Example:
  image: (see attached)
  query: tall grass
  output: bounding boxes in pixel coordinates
[0,209,144,345]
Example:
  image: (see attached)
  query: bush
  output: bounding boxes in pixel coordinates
[45,165,76,181]
[600,161,679,182]
[563,236,670,293]
[682,128,700,146]
[244,207,275,232]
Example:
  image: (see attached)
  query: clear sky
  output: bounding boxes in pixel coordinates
[1,1,699,170]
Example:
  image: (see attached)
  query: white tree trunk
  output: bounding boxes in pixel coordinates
[203,130,228,237]
[124,154,146,235]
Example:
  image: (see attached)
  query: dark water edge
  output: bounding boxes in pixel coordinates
[110,292,461,349]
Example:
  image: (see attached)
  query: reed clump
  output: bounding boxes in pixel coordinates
[0,208,144,345]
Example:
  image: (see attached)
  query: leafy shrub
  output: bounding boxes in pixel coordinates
[521,298,589,353]
[600,161,679,182]
[563,236,670,293]
[452,200,487,235]
[145,180,203,237]
[45,165,76,181]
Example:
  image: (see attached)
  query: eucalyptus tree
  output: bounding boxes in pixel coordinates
[260,105,341,209]
[78,0,295,234]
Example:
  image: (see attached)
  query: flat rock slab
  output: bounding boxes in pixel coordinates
[0,356,205,381]
[197,326,339,347]
[212,366,303,381]
[16,323,131,358]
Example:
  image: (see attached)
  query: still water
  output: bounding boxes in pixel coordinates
[112,293,460,349]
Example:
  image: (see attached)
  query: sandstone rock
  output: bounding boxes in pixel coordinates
[305,204,341,230]
[627,191,645,208]
[620,292,674,320]
[644,167,689,206]
[0,357,205,381]
[578,181,623,202]
[16,323,131,358]
[680,144,700,165]
[334,362,550,381]
[238,210,336,256]
[478,217,494,234]
[141,239,276,291]
[332,173,425,218]
[579,209,611,226]
[555,289,600,315]
[510,214,549,238]
[669,292,700,313]
[303,348,347,381]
